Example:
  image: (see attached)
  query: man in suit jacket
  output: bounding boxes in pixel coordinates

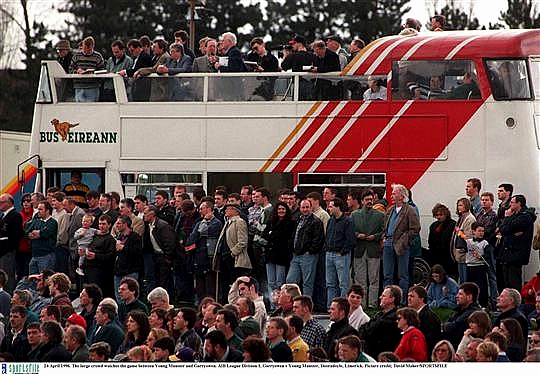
[214,32,246,73]
[408,285,441,354]
[65,324,90,361]
[88,304,124,355]
[0,193,23,292]
[192,38,218,73]
[383,184,420,304]
[119,39,153,101]
[203,330,243,362]
[142,205,179,296]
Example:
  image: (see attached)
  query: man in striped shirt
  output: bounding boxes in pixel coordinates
[69,36,105,102]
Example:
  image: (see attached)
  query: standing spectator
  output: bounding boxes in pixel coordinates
[351,190,384,308]
[465,222,491,307]
[310,40,342,100]
[69,36,105,102]
[358,285,402,359]
[192,38,218,73]
[280,35,316,100]
[262,202,295,302]
[62,170,89,209]
[104,40,133,101]
[382,184,420,303]
[465,178,482,216]
[394,307,427,362]
[112,216,143,299]
[442,282,481,349]
[325,35,348,69]
[54,40,72,73]
[498,194,536,291]
[426,203,456,276]
[0,193,23,292]
[214,203,251,304]
[451,198,475,283]
[214,32,246,72]
[17,193,34,282]
[63,196,85,281]
[25,201,57,275]
[325,198,354,307]
[431,15,445,31]
[286,199,324,299]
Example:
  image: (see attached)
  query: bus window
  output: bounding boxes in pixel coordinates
[485,59,532,100]
[125,76,204,102]
[37,64,52,103]
[527,59,539,99]
[55,77,116,102]
[392,60,479,100]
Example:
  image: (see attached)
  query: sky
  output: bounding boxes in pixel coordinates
[1,0,536,69]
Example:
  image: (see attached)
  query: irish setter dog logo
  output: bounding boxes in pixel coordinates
[51,118,79,142]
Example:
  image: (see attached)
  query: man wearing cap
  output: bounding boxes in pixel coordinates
[213,203,251,304]
[281,35,316,100]
[55,40,72,73]
[66,313,87,331]
[325,35,349,69]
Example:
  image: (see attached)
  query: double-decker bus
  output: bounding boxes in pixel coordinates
[18,28,540,280]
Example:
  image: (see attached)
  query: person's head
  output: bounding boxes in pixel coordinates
[110,40,126,59]
[66,313,87,331]
[224,202,241,218]
[81,214,94,229]
[118,198,135,216]
[349,38,365,54]
[127,345,152,362]
[475,341,498,362]
[346,190,360,211]
[242,337,271,362]
[81,36,95,55]
[480,192,494,210]
[292,295,313,320]
[323,187,337,203]
[278,284,301,311]
[98,193,112,211]
[328,197,346,217]
[48,272,71,296]
[531,330,540,349]
[329,297,349,322]
[456,197,471,215]
[431,15,445,30]
[50,192,65,211]
[152,336,175,361]
[154,190,169,208]
[235,296,255,319]
[272,201,291,223]
[89,341,111,361]
[169,43,184,61]
[95,304,116,326]
[9,305,27,331]
[203,302,222,324]
[80,283,102,307]
[524,348,540,362]
[118,277,139,302]
[396,307,420,330]
[467,310,492,338]
[496,288,521,312]
[407,285,427,309]
[215,309,238,336]
[55,40,71,57]
[285,314,304,340]
[30,192,45,209]
[97,214,112,233]
[152,38,168,56]
[40,320,64,345]
[26,322,42,347]
[174,307,197,333]
[37,200,52,219]
[367,76,381,90]
[347,284,365,311]
[403,18,421,31]
[306,191,322,209]
[430,264,448,284]
[485,331,508,352]
[466,178,481,197]
[431,340,455,362]
[149,308,169,330]
[299,199,312,216]
[432,203,450,222]
[147,287,171,310]
[497,184,513,201]
[250,37,267,56]
[266,317,288,342]
[237,276,258,299]
[377,351,400,362]
[126,310,150,339]
[203,329,228,359]
[64,324,86,352]
[220,32,237,51]
[312,40,327,58]
[456,282,479,307]
[465,338,483,362]
[133,194,147,213]
[380,285,401,310]
[510,194,526,213]
[337,335,363,362]
[390,183,409,205]
[143,205,159,224]
[499,318,525,346]
[11,289,32,307]
[471,222,485,239]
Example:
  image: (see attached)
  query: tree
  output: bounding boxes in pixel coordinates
[434,3,481,30]
[499,0,540,29]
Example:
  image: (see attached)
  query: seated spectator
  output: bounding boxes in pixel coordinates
[394,307,427,362]
[525,348,540,362]
[498,317,526,362]
[363,77,387,101]
[284,314,309,362]
[456,310,492,359]
[64,324,89,361]
[377,351,400,362]
[266,317,293,362]
[127,345,152,361]
[88,341,111,361]
[242,336,271,362]
[337,335,376,362]
[431,340,456,362]
[408,75,445,100]
[307,347,328,362]
[484,331,510,362]
[153,336,175,361]
[37,321,71,361]
[118,310,151,355]
[530,330,540,349]
[427,265,459,309]
[446,72,480,99]
[347,284,370,331]
[476,341,499,362]
[145,327,168,350]
[203,330,243,362]
[521,272,540,317]
[117,277,148,325]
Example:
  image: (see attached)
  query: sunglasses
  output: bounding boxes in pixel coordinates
[23,199,31,203]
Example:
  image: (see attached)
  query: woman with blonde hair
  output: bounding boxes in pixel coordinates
[431,340,456,362]
[450,198,475,283]
[145,327,169,350]
[476,341,498,362]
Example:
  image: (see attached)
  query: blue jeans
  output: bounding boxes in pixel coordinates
[266,262,287,299]
[29,253,56,275]
[458,263,467,284]
[383,242,409,303]
[326,251,351,308]
[286,254,318,297]
[114,273,139,302]
[75,87,100,102]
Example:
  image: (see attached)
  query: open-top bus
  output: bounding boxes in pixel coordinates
[17,28,540,280]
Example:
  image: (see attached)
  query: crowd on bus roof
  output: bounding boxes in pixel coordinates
[1,169,540,363]
[54,14,493,103]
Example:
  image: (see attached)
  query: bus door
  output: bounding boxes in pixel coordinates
[44,168,104,194]
[531,57,540,147]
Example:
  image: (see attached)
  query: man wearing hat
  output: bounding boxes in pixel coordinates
[66,313,87,330]
[55,40,72,73]
[325,35,349,69]
[281,35,316,101]
[213,203,251,304]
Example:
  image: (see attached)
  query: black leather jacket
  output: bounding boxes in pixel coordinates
[292,214,324,255]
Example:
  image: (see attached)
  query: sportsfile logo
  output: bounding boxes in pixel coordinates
[3,364,40,375]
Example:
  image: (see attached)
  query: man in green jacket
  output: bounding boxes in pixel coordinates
[351,190,384,308]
